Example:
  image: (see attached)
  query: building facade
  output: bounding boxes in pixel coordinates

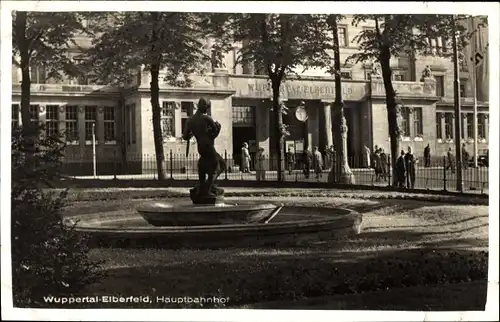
[11,16,489,174]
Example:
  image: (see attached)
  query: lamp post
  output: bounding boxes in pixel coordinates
[452,16,463,192]
[329,17,354,184]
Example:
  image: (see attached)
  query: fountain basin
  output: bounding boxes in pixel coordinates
[64,205,363,249]
[136,201,280,226]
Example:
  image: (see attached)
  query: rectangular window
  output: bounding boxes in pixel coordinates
[413,107,423,136]
[181,101,194,135]
[30,65,46,84]
[400,106,411,137]
[459,83,466,97]
[340,71,352,80]
[435,75,444,97]
[104,106,116,142]
[84,106,97,142]
[65,105,79,142]
[466,113,474,138]
[444,112,454,139]
[364,68,372,81]
[436,112,443,140]
[46,105,60,137]
[161,101,175,137]
[338,26,348,47]
[478,113,486,139]
[232,106,255,126]
[12,104,19,128]
[29,105,39,122]
[394,74,405,81]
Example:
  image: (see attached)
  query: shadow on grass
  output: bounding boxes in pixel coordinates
[35,248,487,310]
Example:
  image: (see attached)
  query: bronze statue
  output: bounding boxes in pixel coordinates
[182,97,226,204]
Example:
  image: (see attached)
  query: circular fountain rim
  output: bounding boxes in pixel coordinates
[136,201,279,214]
[67,206,361,234]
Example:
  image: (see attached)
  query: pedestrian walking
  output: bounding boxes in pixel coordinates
[313,146,323,179]
[446,147,456,173]
[286,147,295,175]
[424,144,431,167]
[363,145,371,168]
[380,148,388,181]
[371,145,379,169]
[396,150,407,188]
[302,148,313,179]
[254,147,266,181]
[404,146,417,189]
[462,143,469,169]
[241,142,251,173]
[373,148,382,181]
[323,145,331,170]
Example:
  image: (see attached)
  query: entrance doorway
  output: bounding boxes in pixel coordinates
[232,105,257,170]
[232,126,256,169]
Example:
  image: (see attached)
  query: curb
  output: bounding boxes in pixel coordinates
[60,188,489,206]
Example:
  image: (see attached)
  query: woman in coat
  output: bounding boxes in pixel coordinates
[241,142,251,173]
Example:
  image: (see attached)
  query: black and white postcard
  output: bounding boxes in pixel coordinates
[1,1,499,321]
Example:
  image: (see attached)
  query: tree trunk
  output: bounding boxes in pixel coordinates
[380,47,400,186]
[150,63,167,180]
[15,12,35,147]
[272,81,284,182]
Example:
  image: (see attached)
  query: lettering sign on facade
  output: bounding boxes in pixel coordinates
[230,77,367,101]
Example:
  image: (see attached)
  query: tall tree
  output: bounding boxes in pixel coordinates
[347,15,469,185]
[12,12,90,142]
[214,14,331,181]
[84,12,214,180]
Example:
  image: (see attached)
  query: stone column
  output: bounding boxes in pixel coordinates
[322,102,333,149]
[306,103,318,149]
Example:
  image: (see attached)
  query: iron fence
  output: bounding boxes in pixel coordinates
[61,151,489,194]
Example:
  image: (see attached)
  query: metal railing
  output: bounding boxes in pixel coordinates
[61,150,489,194]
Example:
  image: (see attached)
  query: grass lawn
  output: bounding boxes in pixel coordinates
[57,194,489,310]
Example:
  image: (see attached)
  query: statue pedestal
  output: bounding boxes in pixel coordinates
[190,184,225,205]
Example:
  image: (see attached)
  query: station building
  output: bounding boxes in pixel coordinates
[11,16,489,174]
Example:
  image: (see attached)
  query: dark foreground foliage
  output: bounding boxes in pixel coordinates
[11,126,104,307]
[47,249,487,309]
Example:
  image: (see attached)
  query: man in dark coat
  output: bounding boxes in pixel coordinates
[302,148,313,179]
[424,144,431,167]
[286,147,295,175]
[404,146,417,189]
[462,143,470,169]
[396,150,407,188]
[446,147,456,173]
